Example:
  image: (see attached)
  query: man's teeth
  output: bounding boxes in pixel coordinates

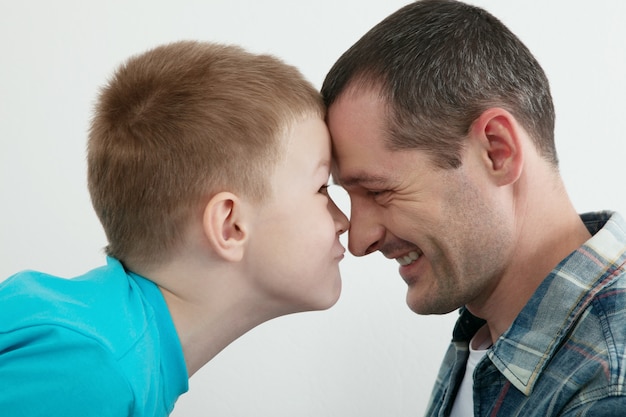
[396,251,420,266]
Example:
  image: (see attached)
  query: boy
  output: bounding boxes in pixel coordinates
[0,40,348,416]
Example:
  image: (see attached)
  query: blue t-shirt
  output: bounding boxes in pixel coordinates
[0,257,188,416]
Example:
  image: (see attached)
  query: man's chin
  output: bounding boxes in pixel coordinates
[406,292,459,315]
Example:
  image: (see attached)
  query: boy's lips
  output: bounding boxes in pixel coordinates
[334,243,346,260]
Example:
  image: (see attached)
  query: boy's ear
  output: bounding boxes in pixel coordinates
[469,108,523,186]
[202,192,248,262]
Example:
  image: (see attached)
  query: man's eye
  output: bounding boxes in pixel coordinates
[319,184,330,195]
[366,189,391,203]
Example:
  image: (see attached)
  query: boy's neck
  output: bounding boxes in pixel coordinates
[149,259,277,377]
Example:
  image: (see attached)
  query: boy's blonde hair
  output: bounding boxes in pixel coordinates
[87,41,324,269]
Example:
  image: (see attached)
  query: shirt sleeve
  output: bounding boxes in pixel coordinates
[0,324,135,417]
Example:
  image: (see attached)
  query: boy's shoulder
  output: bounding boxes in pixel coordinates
[0,259,151,349]
[0,258,188,415]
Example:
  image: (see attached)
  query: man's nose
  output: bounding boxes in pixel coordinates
[347,203,384,257]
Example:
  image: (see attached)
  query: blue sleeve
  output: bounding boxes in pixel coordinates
[0,325,135,417]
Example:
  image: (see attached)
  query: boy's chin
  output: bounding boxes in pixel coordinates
[309,281,342,312]
[289,282,342,314]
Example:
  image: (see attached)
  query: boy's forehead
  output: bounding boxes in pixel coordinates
[281,112,325,138]
[281,116,330,157]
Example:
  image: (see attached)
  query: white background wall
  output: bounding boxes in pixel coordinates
[1,1,624,416]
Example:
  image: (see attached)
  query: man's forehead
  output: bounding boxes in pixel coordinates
[329,84,387,114]
[330,152,394,188]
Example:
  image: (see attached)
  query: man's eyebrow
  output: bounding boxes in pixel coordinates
[333,173,389,188]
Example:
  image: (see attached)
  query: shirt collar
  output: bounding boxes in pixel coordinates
[487,211,626,395]
[129,270,189,411]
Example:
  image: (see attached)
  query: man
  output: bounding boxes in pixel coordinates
[321,0,626,415]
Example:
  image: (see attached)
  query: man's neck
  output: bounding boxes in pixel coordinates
[468,188,592,344]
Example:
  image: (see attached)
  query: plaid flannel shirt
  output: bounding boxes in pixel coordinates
[425,211,626,416]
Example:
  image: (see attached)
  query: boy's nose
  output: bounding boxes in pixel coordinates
[328,198,349,235]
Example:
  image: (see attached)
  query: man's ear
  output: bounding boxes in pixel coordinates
[470,108,523,186]
[202,192,248,262]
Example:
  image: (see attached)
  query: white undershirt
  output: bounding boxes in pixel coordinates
[449,325,492,417]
